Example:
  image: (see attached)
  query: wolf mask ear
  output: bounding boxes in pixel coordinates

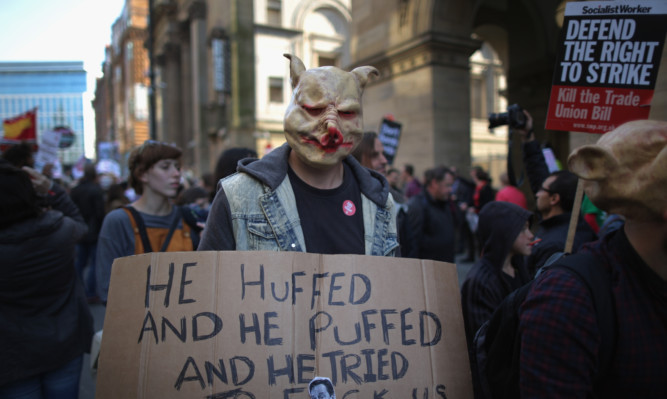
[568,145,618,180]
[351,66,379,89]
[284,53,306,88]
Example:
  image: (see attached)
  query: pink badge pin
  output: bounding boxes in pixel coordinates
[342,200,356,216]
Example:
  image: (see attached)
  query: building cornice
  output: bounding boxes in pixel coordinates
[254,23,302,37]
[153,0,177,20]
[350,32,482,83]
[0,62,85,72]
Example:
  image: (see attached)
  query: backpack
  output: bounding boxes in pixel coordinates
[470,252,616,399]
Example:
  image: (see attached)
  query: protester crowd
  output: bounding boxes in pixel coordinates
[1,55,665,399]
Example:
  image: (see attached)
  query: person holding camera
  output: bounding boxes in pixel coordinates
[514,109,596,276]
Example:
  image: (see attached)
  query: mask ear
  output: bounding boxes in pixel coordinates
[284,53,306,88]
[568,145,617,180]
[351,66,379,90]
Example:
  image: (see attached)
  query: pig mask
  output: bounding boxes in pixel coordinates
[283,54,379,168]
[568,120,667,221]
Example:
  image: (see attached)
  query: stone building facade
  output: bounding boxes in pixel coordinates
[146,0,357,175]
[94,0,667,186]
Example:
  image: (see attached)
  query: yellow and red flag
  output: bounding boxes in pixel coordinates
[2,108,37,141]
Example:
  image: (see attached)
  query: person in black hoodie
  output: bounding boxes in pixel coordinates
[460,201,534,347]
[70,163,106,302]
[0,164,94,398]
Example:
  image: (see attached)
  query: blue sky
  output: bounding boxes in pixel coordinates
[0,0,125,156]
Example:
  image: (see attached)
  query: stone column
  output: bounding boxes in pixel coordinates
[227,0,256,150]
[178,22,194,169]
[158,42,183,148]
[350,0,479,176]
[432,37,481,172]
[188,0,209,176]
[356,37,479,175]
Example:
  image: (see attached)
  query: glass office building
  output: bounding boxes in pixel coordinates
[0,61,86,165]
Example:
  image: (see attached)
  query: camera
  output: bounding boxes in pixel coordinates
[488,104,527,130]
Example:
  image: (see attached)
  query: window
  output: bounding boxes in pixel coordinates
[267,0,281,26]
[399,0,410,27]
[318,55,338,67]
[470,75,485,119]
[269,77,283,103]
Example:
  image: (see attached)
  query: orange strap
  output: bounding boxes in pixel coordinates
[123,208,193,254]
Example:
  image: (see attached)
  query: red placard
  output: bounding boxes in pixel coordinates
[546,86,653,133]
[546,1,667,134]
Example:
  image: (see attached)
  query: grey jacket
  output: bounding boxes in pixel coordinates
[199,143,399,256]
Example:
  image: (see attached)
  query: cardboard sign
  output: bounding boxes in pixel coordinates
[378,119,402,166]
[96,251,472,399]
[545,1,667,134]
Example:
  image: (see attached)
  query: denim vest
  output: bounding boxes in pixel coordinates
[221,173,399,256]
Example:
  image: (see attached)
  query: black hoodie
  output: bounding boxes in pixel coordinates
[199,143,395,252]
[460,201,532,346]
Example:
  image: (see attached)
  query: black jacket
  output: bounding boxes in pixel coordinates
[526,212,597,276]
[522,140,552,197]
[70,179,106,244]
[404,190,460,262]
[461,201,532,346]
[0,183,94,385]
[522,140,597,276]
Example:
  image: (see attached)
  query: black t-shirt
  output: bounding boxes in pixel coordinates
[288,163,365,254]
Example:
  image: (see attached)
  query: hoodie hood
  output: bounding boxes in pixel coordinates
[477,201,532,268]
[0,210,63,243]
[237,142,390,206]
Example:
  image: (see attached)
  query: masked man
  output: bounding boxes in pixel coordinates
[519,120,667,398]
[199,54,398,256]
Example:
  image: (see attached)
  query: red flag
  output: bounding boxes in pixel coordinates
[3,108,37,141]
